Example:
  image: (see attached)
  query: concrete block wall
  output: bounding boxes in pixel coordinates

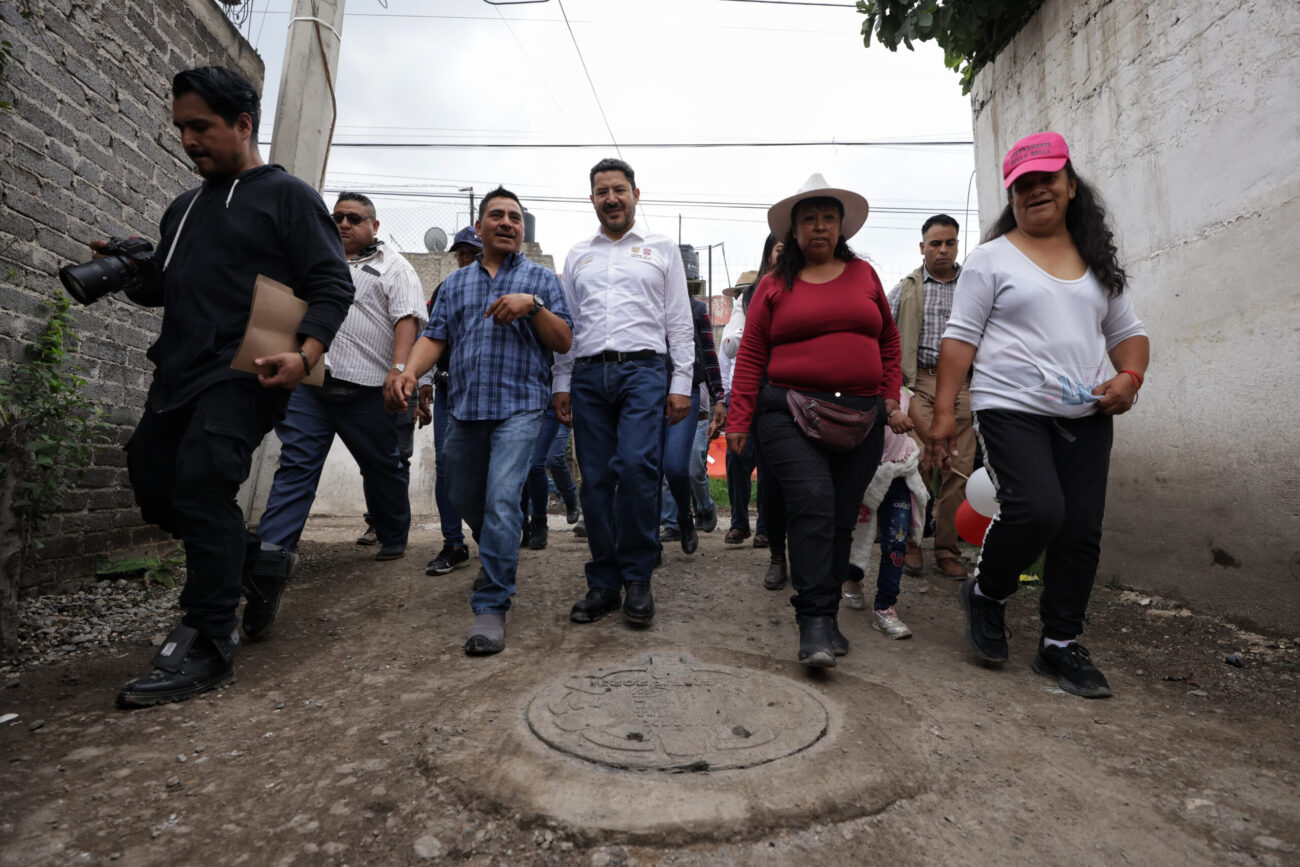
[0,0,263,591]
[969,0,1300,631]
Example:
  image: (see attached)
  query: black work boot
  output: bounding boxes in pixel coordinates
[829,616,850,657]
[570,587,622,623]
[242,546,297,640]
[622,582,655,625]
[117,625,237,708]
[796,615,837,668]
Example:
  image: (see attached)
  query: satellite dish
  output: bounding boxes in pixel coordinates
[423,227,448,252]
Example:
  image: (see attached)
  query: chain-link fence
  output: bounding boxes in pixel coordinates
[323,195,471,256]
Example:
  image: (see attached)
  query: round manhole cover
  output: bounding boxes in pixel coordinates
[525,653,829,771]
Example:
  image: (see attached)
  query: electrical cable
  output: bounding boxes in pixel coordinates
[272,138,972,150]
[556,0,622,159]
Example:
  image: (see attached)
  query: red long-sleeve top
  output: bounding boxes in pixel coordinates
[728,258,902,433]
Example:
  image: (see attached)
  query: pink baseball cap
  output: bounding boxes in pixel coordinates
[1002,132,1070,188]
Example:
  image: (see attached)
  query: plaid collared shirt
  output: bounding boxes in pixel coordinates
[424,251,571,421]
[888,264,960,368]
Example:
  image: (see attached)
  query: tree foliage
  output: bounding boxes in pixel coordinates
[856,0,1045,94]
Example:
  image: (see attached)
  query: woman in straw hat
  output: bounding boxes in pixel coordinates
[927,132,1149,698]
[727,175,910,668]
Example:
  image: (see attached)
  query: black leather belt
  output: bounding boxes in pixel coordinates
[575,349,660,364]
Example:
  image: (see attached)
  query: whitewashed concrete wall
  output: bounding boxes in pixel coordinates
[968,0,1300,631]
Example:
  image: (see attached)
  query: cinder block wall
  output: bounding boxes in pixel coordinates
[0,0,263,591]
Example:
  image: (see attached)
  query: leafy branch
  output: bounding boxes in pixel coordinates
[857,0,1045,94]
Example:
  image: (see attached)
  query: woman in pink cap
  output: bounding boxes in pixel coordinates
[926,132,1150,698]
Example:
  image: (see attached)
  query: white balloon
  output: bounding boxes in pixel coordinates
[965,466,999,518]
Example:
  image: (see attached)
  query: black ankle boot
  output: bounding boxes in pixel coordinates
[796,615,837,668]
[117,625,237,708]
[829,616,849,656]
[242,547,297,640]
[679,514,698,554]
[623,582,655,625]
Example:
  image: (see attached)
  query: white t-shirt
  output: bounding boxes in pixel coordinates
[943,235,1146,418]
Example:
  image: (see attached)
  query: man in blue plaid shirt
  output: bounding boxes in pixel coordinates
[388,187,572,656]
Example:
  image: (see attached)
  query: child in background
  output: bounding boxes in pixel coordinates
[843,390,930,639]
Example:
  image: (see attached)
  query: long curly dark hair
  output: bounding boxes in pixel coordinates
[984,162,1128,296]
[773,196,857,291]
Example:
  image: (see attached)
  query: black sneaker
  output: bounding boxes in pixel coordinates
[959,578,1009,664]
[1032,642,1113,698]
[566,505,581,524]
[659,526,680,542]
[573,519,587,538]
[426,543,469,576]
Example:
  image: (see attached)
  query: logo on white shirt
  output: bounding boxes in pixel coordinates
[629,246,655,262]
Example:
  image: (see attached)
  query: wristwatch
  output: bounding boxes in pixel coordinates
[530,294,546,314]
[391,363,406,373]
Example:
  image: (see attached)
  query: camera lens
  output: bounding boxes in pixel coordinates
[58,256,133,305]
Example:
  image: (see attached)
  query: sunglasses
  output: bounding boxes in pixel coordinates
[332,212,369,226]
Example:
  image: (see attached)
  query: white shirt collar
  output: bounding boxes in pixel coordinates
[592,219,646,245]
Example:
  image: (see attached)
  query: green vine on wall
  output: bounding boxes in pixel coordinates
[857,0,1045,94]
[0,294,110,562]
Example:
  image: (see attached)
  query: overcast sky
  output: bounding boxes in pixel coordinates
[236,0,978,291]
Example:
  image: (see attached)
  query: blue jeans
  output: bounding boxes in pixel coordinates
[258,383,410,552]
[661,391,700,530]
[445,409,543,613]
[690,415,715,516]
[726,435,767,535]
[873,477,913,611]
[570,357,667,590]
[523,407,578,529]
[433,385,465,546]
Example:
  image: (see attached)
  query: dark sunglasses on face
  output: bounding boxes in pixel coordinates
[332,212,368,225]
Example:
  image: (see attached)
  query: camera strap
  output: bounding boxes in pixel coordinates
[162,187,202,271]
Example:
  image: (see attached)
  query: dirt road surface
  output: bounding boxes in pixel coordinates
[2,515,1297,866]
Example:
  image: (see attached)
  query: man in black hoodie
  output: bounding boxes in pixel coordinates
[95,67,354,708]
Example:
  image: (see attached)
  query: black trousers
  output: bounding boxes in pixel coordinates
[127,378,288,640]
[972,408,1113,641]
[755,385,884,618]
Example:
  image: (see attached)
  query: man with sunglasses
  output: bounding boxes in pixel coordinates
[252,192,426,629]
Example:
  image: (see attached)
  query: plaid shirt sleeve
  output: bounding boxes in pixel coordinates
[694,301,724,404]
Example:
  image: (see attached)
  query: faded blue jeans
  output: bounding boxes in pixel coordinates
[444,409,543,613]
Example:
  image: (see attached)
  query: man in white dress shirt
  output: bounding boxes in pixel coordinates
[249,192,426,638]
[552,158,695,626]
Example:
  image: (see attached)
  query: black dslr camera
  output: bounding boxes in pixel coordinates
[58,236,156,305]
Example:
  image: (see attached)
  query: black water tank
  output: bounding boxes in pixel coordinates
[523,209,536,243]
[679,244,700,280]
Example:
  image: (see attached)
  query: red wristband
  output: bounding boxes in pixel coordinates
[1119,369,1143,390]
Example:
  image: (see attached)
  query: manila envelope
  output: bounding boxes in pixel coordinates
[230,274,326,386]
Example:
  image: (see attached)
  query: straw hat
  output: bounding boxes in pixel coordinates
[722,270,759,298]
[767,173,869,239]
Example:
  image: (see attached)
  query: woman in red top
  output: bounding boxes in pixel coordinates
[728,174,909,668]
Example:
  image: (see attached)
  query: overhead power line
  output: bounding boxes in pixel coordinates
[557,0,622,159]
[265,139,972,150]
[321,185,964,216]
